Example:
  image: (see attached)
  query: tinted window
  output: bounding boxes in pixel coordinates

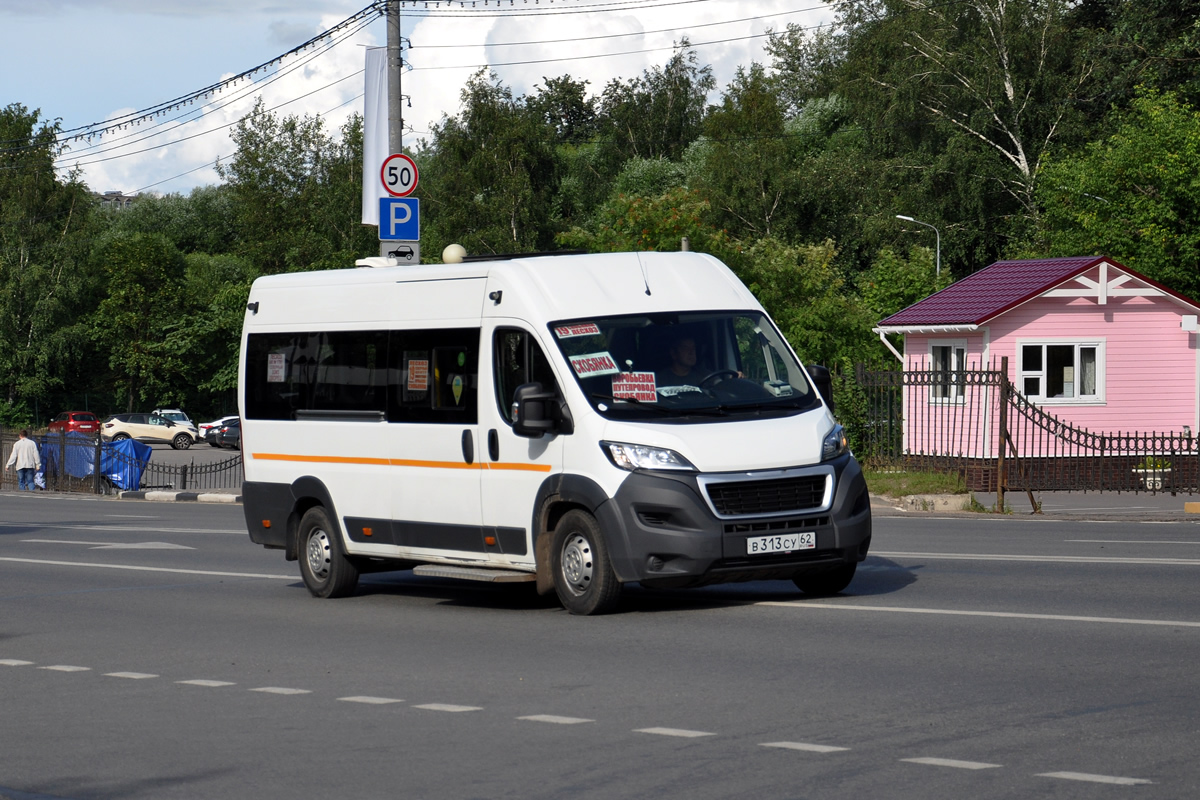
[493,328,559,424]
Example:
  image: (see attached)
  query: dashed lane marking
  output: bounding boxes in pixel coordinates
[38,665,90,672]
[104,672,158,679]
[0,659,34,666]
[339,696,404,705]
[760,742,850,753]
[1037,771,1152,785]
[0,521,242,535]
[759,601,1200,629]
[902,757,1002,770]
[634,727,715,738]
[0,557,292,580]
[519,714,594,725]
[414,703,483,712]
[177,680,235,687]
[249,687,311,695]
[872,550,1200,566]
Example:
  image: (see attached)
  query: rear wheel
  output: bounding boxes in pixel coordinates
[171,433,192,450]
[551,509,621,615]
[793,562,857,596]
[111,433,130,442]
[298,507,359,598]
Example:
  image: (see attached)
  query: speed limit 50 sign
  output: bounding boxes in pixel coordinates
[381,153,418,197]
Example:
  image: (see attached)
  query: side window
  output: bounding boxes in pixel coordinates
[244,330,388,420]
[930,342,966,401]
[388,328,479,424]
[493,328,560,424]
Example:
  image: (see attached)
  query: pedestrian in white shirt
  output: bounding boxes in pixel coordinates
[6,429,41,491]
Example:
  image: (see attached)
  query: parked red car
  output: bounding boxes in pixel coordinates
[48,411,101,435]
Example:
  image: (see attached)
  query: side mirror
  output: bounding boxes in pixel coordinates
[512,382,571,438]
[807,364,835,413]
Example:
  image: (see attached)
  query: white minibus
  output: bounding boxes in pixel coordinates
[239,250,871,614]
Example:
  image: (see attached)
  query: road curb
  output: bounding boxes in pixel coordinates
[118,490,242,504]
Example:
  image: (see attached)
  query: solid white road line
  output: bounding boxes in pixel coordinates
[0,557,292,579]
[1037,771,1152,785]
[177,680,236,687]
[39,665,90,672]
[21,539,193,549]
[0,659,34,666]
[902,757,1002,770]
[1067,539,1200,545]
[758,600,1200,628]
[760,742,849,753]
[339,696,404,705]
[634,727,715,738]
[518,714,594,724]
[104,672,157,679]
[0,521,243,534]
[873,550,1200,565]
[249,687,311,695]
[414,703,483,712]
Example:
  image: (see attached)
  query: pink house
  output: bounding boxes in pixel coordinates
[873,256,1200,460]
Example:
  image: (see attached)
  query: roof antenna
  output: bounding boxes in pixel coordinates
[635,252,652,296]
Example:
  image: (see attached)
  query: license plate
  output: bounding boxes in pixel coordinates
[747,531,815,555]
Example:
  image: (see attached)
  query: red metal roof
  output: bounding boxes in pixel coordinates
[876,256,1197,328]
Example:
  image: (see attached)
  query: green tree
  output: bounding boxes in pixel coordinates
[88,232,188,411]
[1035,89,1200,299]
[107,185,237,255]
[0,103,102,420]
[418,70,560,256]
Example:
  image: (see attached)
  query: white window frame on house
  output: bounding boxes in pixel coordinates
[928,340,967,403]
[1017,338,1105,404]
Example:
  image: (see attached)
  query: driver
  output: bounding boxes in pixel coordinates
[659,335,706,387]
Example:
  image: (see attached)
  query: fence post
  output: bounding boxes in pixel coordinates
[996,356,1008,512]
[180,462,189,491]
[93,435,102,494]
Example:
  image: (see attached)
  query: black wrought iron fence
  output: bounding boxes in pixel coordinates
[0,430,243,494]
[850,357,1196,499]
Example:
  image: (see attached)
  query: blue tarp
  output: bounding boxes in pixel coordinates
[36,434,152,491]
[101,438,152,490]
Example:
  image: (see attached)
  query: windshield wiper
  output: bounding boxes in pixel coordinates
[589,393,673,413]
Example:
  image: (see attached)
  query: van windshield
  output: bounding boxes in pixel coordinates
[548,311,821,420]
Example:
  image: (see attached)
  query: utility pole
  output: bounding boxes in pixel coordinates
[386,0,403,155]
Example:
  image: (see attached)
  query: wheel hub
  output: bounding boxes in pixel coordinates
[561,533,593,595]
[306,529,331,580]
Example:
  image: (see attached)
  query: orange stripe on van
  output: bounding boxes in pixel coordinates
[250,453,552,473]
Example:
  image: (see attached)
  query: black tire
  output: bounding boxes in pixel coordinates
[550,509,621,615]
[111,433,130,442]
[171,433,192,450]
[793,562,857,596]
[298,507,359,598]
[209,441,221,448]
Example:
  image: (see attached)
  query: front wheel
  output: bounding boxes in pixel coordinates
[171,433,192,450]
[793,562,857,596]
[298,507,359,598]
[551,509,621,615]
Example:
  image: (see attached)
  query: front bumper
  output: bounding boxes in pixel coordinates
[598,453,872,588]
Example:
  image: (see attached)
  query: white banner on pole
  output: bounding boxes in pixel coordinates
[361,46,389,226]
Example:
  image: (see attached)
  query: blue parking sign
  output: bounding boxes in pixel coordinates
[379,197,419,240]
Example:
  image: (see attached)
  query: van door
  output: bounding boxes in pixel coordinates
[385,326,486,561]
[478,323,565,567]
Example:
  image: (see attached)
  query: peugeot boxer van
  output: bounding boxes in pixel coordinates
[239,250,871,614]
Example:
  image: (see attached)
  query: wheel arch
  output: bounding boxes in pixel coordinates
[531,473,630,595]
[286,476,344,563]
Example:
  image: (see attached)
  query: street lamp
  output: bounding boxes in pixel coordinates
[895,214,940,278]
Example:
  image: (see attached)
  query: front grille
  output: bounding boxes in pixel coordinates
[705,475,827,516]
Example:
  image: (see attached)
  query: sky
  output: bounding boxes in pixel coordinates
[0,0,835,197]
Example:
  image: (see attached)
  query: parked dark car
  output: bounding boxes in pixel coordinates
[216,418,241,450]
[48,411,100,435]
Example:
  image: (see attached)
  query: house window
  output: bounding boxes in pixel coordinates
[1019,341,1102,402]
[930,342,966,401]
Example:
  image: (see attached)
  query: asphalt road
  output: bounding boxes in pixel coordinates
[2,494,1199,799]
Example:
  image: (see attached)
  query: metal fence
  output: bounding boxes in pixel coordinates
[848,357,1197,501]
[0,430,243,494]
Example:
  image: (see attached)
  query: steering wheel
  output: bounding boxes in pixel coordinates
[699,369,740,388]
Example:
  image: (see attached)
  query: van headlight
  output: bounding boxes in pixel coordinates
[602,441,696,472]
[822,424,848,461]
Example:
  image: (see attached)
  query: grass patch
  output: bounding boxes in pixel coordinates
[863,468,968,498]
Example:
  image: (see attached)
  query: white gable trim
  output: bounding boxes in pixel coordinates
[1041,261,1193,308]
[872,324,979,335]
